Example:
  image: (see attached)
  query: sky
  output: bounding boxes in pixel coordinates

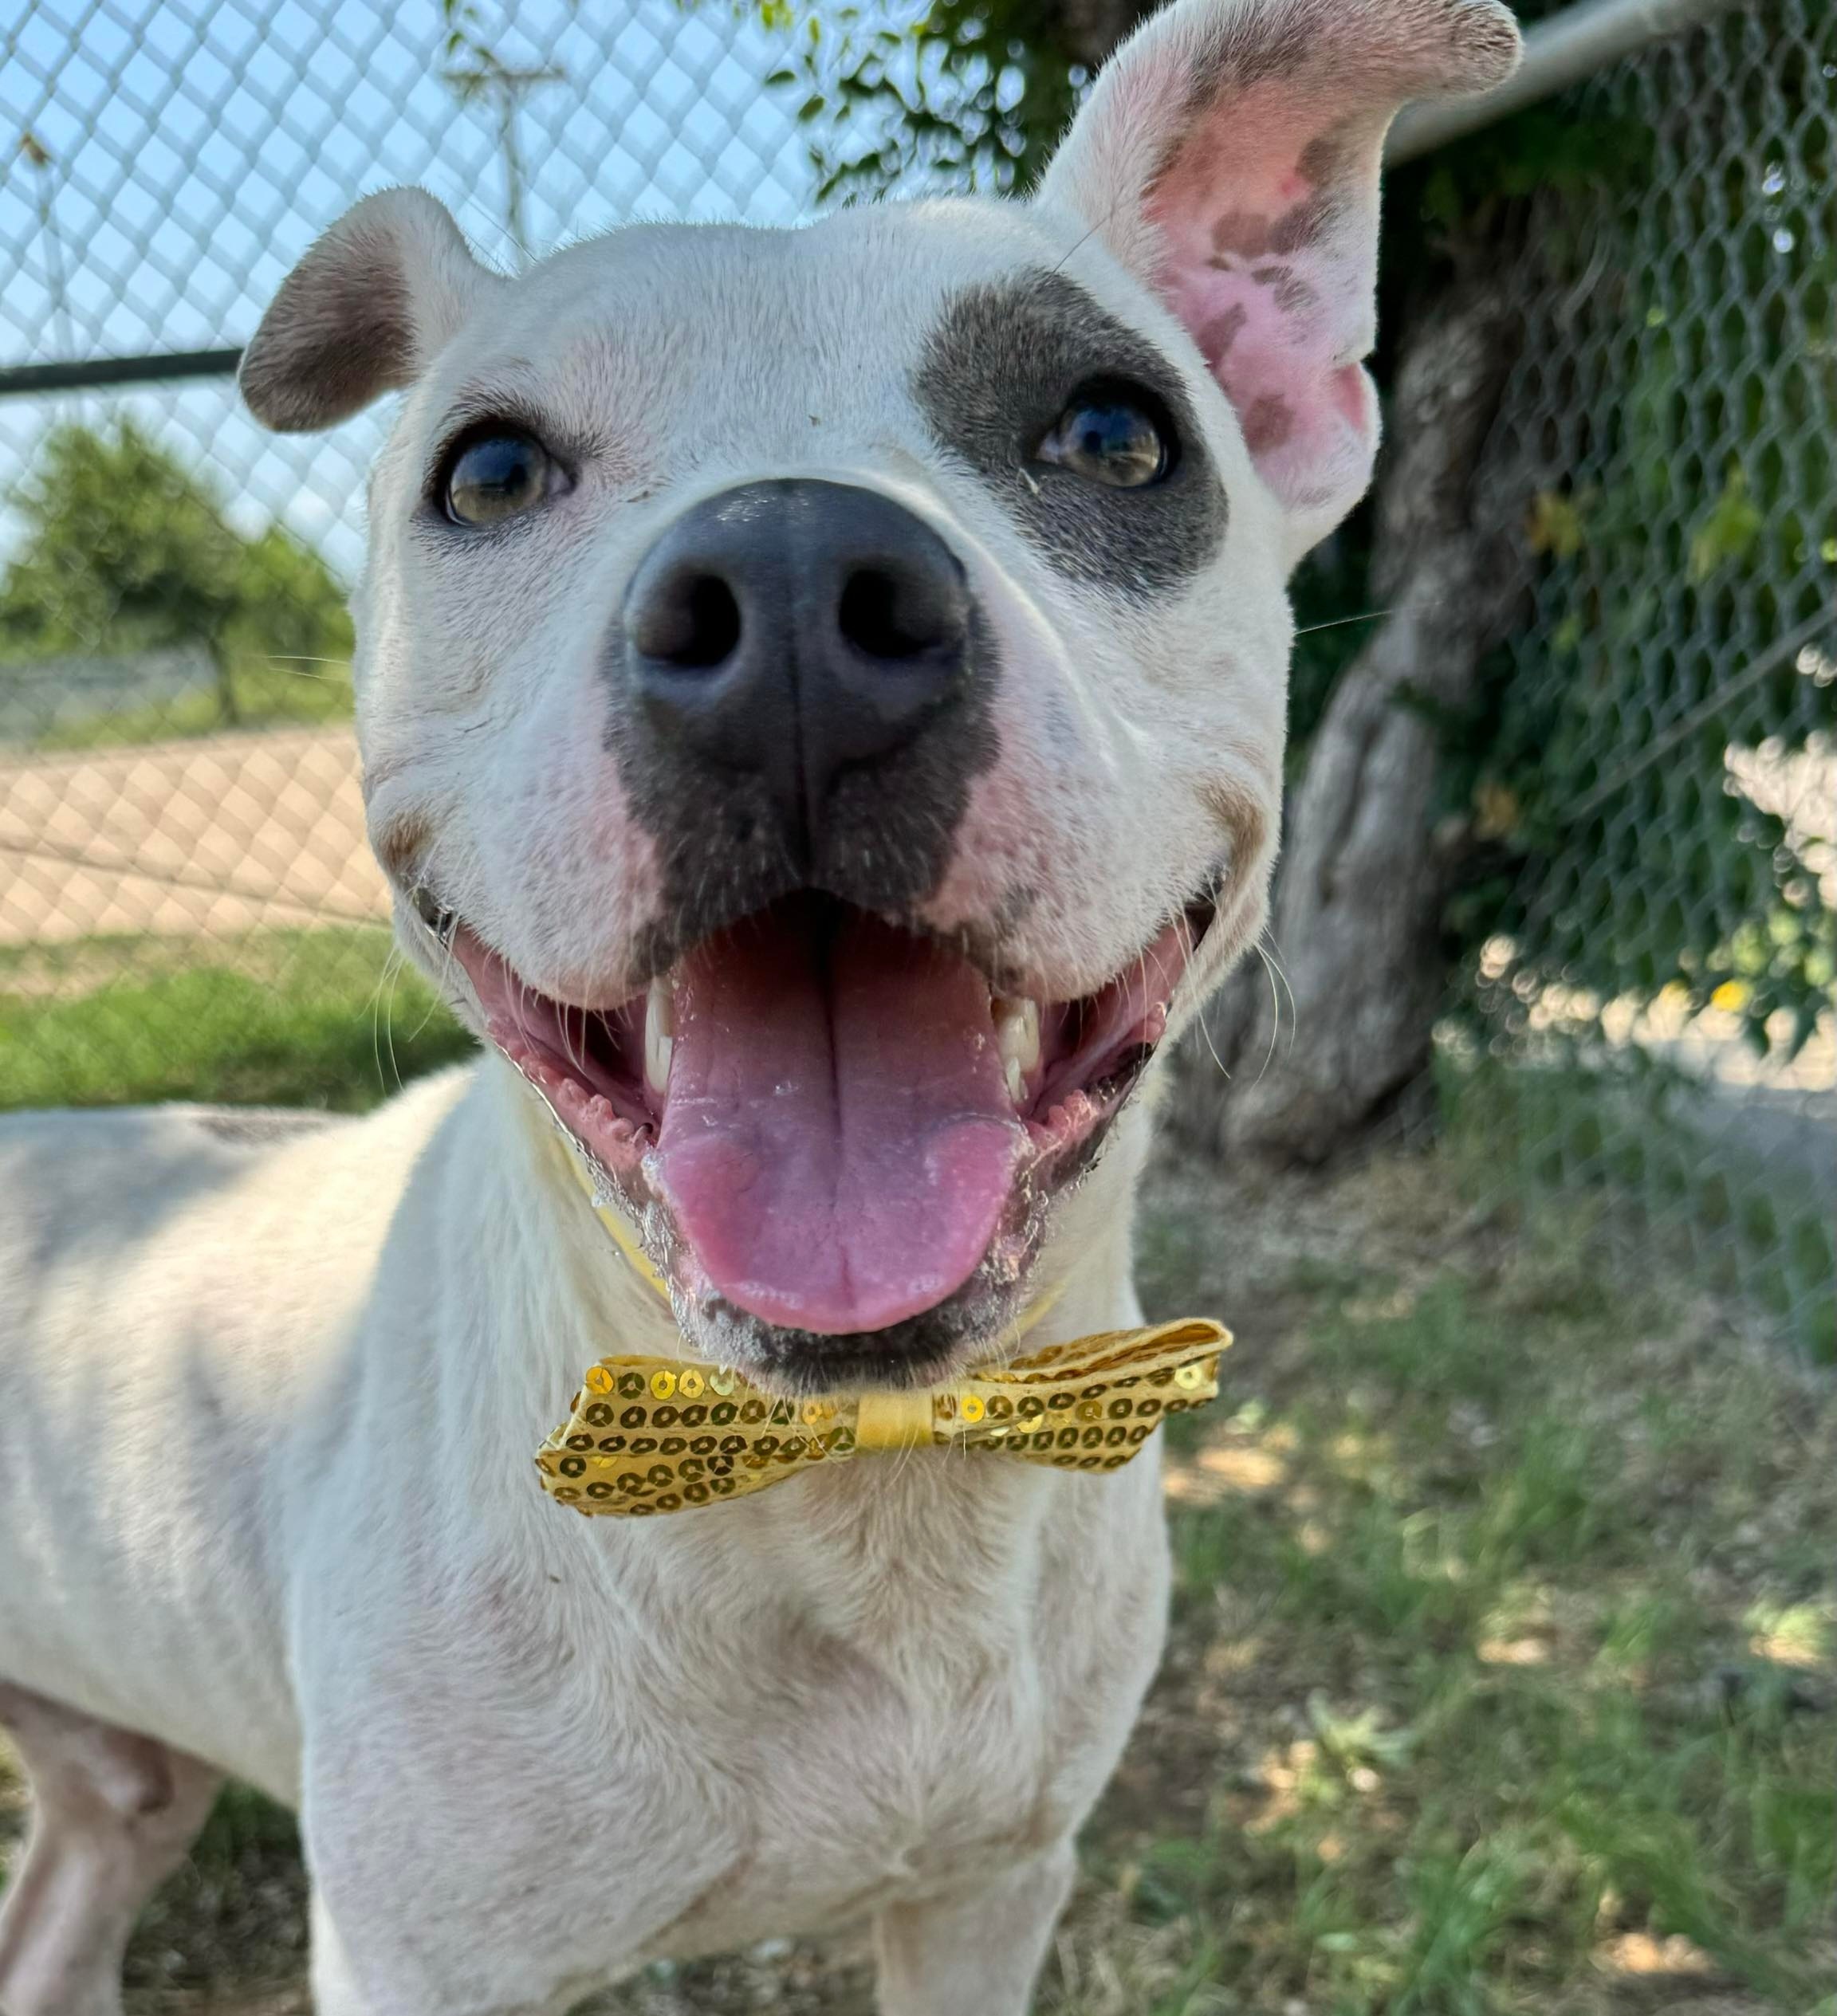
[1,0,825,575]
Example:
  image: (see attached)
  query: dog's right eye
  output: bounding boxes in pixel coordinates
[440,428,555,527]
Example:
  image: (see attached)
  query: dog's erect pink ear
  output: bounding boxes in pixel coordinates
[1037,0,1520,558]
[240,188,497,433]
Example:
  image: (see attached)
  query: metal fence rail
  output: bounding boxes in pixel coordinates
[2,0,1831,1348]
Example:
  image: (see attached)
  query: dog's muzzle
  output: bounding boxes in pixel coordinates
[607,477,999,949]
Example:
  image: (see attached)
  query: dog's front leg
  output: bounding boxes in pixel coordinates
[872,1841,1077,2016]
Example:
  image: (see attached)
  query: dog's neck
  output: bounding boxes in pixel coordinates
[393,1057,1158,1670]
[415,1055,1151,1515]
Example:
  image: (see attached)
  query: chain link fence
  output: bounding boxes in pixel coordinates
[1465,0,1835,1358]
[2,0,1831,1343]
[0,0,808,1104]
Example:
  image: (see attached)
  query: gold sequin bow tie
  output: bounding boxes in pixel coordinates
[537,1318,1230,1518]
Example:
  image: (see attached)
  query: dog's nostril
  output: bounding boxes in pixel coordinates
[634,572,742,670]
[838,566,954,662]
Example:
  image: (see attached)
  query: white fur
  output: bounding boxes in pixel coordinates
[0,1,1516,2006]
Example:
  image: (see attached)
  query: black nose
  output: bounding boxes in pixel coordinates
[623,479,974,866]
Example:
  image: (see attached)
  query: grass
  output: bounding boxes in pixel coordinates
[1064,1186,1837,2016]
[0,995,1830,2014]
[0,927,471,1113]
[1441,1055,1836,1368]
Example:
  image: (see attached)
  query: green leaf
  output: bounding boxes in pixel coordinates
[1689,465,1765,583]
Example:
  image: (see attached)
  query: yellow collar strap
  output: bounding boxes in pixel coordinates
[539,1128,1229,1517]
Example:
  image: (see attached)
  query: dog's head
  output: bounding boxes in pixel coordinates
[243,0,1516,1385]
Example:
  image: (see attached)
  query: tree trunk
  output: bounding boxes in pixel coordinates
[210,638,239,728]
[1174,271,1532,1165]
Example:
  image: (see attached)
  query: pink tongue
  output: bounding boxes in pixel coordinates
[650,899,1022,1335]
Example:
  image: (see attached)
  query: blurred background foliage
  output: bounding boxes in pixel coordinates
[0,419,353,741]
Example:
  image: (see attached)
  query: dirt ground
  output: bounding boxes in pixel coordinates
[0,727,384,948]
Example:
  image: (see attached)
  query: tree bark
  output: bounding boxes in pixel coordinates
[1174,272,1532,1165]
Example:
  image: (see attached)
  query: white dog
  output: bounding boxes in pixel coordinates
[0,1,1516,2007]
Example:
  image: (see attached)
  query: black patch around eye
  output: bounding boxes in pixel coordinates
[912,269,1226,597]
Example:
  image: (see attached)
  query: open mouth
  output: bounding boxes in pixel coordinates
[434,890,1209,1363]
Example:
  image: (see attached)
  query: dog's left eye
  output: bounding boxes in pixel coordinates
[440,427,557,527]
[1035,386,1172,489]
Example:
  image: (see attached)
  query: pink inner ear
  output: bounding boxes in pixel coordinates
[1147,84,1383,517]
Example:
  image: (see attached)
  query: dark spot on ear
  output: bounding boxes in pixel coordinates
[1184,155,1336,338]
[1268,192,1337,256]
[1253,265,1318,316]
[1184,12,1320,107]
[1146,11,1323,195]
[1297,131,1350,185]
[1241,395,1296,454]
[1211,210,1273,259]
[1199,304,1249,370]
[913,268,1227,599]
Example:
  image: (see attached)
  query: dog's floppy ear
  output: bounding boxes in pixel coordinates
[1037,0,1520,562]
[240,188,498,433]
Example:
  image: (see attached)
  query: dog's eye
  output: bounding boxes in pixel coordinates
[1035,386,1172,489]
[441,428,555,527]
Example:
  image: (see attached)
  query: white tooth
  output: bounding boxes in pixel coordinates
[995,996,1040,1102]
[644,978,675,1094]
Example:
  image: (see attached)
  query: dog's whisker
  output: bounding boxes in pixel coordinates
[367,950,391,1095]
[1249,936,1296,1087]
[383,953,406,1093]
[560,1002,587,1080]
[1261,933,1299,1032]
[255,654,352,676]
[364,940,410,1096]
[431,896,462,1004]
[1171,904,1237,1085]
[1292,606,1400,638]
[1046,178,1134,277]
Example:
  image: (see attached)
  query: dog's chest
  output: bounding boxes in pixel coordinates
[619,1594,1081,1956]
[298,1452,1168,1997]
[560,1466,1164,1961]
[596,1590,1032,1929]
